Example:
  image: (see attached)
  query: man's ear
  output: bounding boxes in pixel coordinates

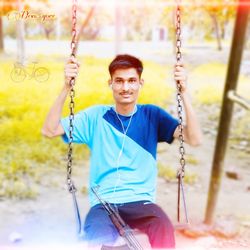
[139,78,144,88]
[108,79,112,88]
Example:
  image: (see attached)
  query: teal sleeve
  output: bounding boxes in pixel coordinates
[60,111,91,145]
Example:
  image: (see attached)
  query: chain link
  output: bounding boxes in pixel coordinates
[175,1,186,179]
[67,0,77,193]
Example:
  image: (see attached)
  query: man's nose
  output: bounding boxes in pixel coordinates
[121,81,130,91]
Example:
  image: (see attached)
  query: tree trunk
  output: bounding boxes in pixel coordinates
[75,6,95,52]
[221,21,225,39]
[211,13,222,51]
[17,0,25,64]
[55,12,61,41]
[115,4,122,55]
[0,17,4,52]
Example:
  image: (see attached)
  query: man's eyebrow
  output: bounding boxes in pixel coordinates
[114,77,137,80]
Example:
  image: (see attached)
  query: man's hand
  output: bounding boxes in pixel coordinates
[174,62,187,93]
[173,62,202,146]
[64,56,80,89]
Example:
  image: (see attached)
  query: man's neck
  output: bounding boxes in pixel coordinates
[115,103,136,116]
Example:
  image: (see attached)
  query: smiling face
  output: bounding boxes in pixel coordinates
[109,68,144,108]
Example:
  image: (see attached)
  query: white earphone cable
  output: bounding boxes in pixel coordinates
[111,105,136,197]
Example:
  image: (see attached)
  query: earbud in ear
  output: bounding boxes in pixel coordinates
[109,84,113,89]
[139,84,142,89]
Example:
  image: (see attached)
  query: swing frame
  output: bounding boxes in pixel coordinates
[66,0,189,242]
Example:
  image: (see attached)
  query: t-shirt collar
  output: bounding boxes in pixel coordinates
[111,104,138,117]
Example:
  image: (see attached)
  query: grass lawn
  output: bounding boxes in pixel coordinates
[0,55,249,198]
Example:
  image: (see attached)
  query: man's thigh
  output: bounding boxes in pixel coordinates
[83,204,119,245]
[118,201,175,248]
[118,200,170,223]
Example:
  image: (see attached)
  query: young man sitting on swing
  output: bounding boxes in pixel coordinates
[42,54,202,249]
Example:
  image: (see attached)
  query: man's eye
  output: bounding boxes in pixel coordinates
[129,79,136,83]
[116,79,123,84]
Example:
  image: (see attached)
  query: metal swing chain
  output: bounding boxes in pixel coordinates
[67,0,77,194]
[67,0,83,236]
[175,0,189,224]
[176,1,185,177]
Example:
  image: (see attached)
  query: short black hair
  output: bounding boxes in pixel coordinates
[109,54,143,77]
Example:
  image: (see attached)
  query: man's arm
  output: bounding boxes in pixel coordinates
[173,63,202,146]
[173,92,202,146]
[41,57,80,138]
[41,85,70,137]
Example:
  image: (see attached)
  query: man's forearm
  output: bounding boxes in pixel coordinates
[182,92,202,146]
[42,85,70,135]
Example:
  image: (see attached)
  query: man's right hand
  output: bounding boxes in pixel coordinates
[64,56,80,89]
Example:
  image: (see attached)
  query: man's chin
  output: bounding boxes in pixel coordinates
[117,99,135,104]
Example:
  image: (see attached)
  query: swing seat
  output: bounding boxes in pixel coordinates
[79,229,149,249]
[101,244,129,250]
[101,230,150,250]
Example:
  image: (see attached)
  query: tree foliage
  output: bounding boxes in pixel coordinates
[0,0,241,46]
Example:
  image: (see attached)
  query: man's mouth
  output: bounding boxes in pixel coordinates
[120,93,132,98]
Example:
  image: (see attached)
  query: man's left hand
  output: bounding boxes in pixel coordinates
[174,63,187,93]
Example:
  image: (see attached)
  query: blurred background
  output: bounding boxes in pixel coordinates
[0,0,250,248]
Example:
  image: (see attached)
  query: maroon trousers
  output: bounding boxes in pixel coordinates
[83,200,175,248]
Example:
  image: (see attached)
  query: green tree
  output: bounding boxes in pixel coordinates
[203,0,237,50]
[0,0,19,52]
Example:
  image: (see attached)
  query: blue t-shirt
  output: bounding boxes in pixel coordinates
[60,104,178,207]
